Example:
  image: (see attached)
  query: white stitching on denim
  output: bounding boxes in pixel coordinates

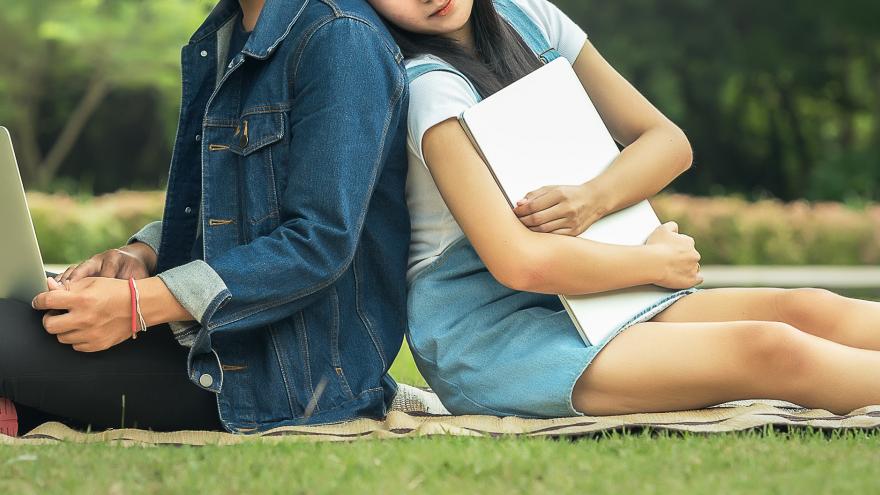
[297,311,316,407]
[268,323,300,416]
[328,287,356,400]
[352,252,388,369]
[241,0,309,59]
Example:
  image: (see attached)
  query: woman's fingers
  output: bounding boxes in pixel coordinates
[513,189,558,217]
[518,203,570,228]
[528,217,574,234]
[516,186,551,205]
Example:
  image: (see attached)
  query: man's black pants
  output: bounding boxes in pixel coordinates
[0,298,222,433]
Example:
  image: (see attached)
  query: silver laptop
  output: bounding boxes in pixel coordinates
[0,126,49,303]
[459,58,679,346]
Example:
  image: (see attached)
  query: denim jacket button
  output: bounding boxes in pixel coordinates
[200,50,208,58]
[195,134,201,142]
[184,206,193,215]
[199,374,214,388]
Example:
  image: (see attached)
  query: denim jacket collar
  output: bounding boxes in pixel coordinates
[189,0,309,60]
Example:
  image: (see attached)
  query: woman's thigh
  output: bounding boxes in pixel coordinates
[0,298,221,431]
[572,319,813,416]
[650,287,790,324]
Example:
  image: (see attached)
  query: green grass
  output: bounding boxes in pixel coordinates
[2,428,879,494]
[390,342,428,388]
[3,346,880,494]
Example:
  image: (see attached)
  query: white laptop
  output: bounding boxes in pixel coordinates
[459,58,677,346]
[0,126,50,303]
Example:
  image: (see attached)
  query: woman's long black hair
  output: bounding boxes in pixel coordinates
[386,0,543,98]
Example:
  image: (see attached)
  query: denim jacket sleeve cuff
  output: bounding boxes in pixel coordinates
[157,260,232,327]
[167,321,201,348]
[127,221,163,255]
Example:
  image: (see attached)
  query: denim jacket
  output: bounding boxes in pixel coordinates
[127,0,410,433]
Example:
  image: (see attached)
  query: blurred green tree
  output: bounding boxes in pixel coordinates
[559,0,880,201]
[0,0,214,188]
[0,0,877,201]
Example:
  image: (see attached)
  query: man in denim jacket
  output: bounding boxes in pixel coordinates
[33,0,410,433]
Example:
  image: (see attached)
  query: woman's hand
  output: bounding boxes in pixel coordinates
[512,182,609,237]
[55,242,157,284]
[33,277,134,353]
[646,221,703,289]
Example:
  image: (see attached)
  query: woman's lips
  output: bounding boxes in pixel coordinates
[431,0,455,17]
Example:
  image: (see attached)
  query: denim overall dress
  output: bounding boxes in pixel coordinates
[405,0,699,417]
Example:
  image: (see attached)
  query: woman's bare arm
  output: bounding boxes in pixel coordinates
[422,119,700,295]
[572,40,694,214]
[513,41,694,231]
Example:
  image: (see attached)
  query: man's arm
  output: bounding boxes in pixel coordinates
[57,220,162,283]
[152,18,406,333]
[124,221,162,275]
[126,221,163,258]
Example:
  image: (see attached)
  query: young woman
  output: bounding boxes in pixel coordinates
[366,0,880,418]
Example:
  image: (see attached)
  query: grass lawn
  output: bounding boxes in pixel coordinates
[2,428,878,494]
[2,345,880,494]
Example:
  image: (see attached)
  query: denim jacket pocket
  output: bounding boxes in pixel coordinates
[228,110,286,156]
[228,110,286,238]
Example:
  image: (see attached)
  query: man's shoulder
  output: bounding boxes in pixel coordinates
[274,2,402,77]
[317,0,389,26]
[298,1,393,37]
[297,0,398,53]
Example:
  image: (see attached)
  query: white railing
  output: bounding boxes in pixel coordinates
[700,266,880,289]
[45,264,880,290]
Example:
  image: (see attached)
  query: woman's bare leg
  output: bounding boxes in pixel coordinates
[573,319,880,416]
[651,288,880,350]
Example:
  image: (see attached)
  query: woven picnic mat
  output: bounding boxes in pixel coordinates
[4,398,879,446]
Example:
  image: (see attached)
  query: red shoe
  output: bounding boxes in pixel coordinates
[0,398,18,437]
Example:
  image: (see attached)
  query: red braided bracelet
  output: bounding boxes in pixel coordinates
[128,277,138,339]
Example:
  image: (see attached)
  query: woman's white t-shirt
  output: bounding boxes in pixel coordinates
[405,0,588,283]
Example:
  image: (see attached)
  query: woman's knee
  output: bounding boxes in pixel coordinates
[571,320,817,415]
[738,321,815,380]
[774,288,839,323]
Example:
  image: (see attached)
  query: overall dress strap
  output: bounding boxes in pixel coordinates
[406,61,484,102]
[406,0,563,99]
[493,0,562,63]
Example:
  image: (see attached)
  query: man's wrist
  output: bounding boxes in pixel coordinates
[120,242,158,275]
[138,276,194,327]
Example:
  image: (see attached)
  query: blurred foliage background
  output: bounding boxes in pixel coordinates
[0,0,878,263]
[563,0,880,204]
[27,191,880,265]
[0,0,215,193]
[1,0,878,201]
